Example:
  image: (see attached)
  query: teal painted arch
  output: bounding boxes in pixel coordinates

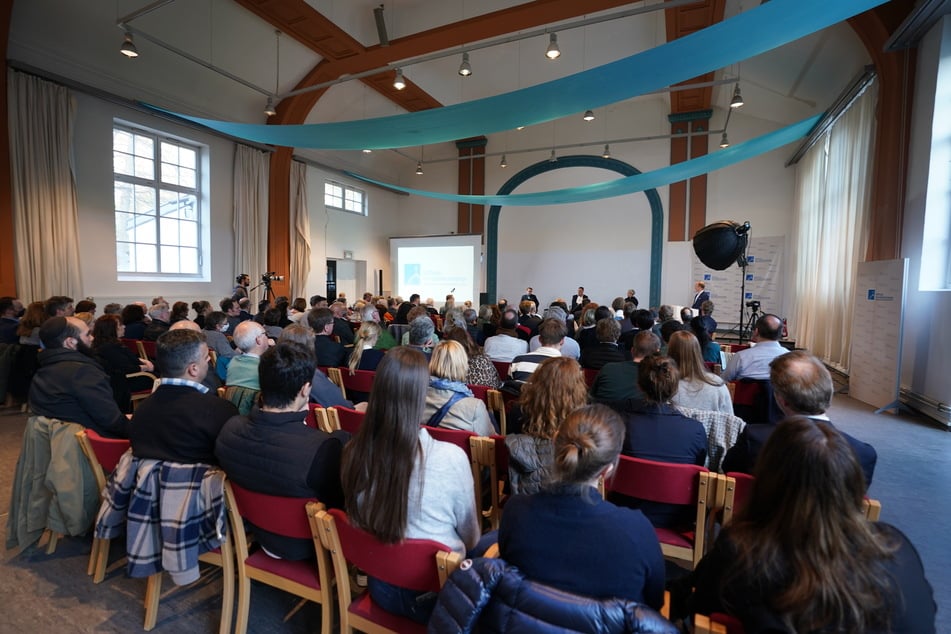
[486,155,664,307]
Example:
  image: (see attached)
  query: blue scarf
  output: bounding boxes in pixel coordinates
[429,376,473,397]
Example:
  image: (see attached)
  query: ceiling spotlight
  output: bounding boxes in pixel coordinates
[500,154,508,168]
[601,144,611,159]
[120,31,139,58]
[458,52,472,77]
[719,132,730,148]
[362,149,372,154]
[415,161,423,175]
[545,33,561,60]
[393,68,406,90]
[264,96,277,117]
[516,126,525,131]
[583,110,595,122]
[730,83,744,109]
[548,149,557,163]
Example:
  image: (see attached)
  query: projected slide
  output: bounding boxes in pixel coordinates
[390,235,482,305]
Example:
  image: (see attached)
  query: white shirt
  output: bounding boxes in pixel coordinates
[722,340,786,381]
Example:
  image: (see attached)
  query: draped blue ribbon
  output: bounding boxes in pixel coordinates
[344,115,821,206]
[143,0,883,150]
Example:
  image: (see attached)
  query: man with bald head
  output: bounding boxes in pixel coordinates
[722,350,877,486]
[226,320,272,389]
[722,314,786,382]
[29,316,129,438]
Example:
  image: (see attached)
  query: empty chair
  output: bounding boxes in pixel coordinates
[314,507,460,634]
[225,482,334,634]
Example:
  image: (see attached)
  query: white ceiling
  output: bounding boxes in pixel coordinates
[8,0,872,163]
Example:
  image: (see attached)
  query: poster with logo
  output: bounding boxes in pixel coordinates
[691,235,785,330]
[850,259,907,410]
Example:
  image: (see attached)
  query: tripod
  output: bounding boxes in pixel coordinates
[744,304,762,341]
[248,278,276,304]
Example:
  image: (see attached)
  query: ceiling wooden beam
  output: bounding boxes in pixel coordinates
[235,0,644,124]
[664,0,726,113]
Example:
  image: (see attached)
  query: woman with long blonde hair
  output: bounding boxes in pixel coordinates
[347,320,384,373]
[505,356,589,495]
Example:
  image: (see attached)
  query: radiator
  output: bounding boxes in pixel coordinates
[899,387,951,427]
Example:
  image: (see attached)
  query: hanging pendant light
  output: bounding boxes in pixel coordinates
[499,154,508,168]
[394,68,406,90]
[730,83,745,109]
[415,161,423,175]
[719,132,730,148]
[548,149,557,162]
[120,31,139,58]
[263,96,277,117]
[458,52,472,77]
[601,144,611,159]
[545,33,561,60]
[583,109,595,122]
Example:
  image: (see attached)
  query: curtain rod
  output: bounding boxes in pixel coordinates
[6,60,275,154]
[785,65,876,166]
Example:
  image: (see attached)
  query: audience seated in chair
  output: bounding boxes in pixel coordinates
[225,321,271,390]
[308,307,347,367]
[483,308,528,362]
[340,347,480,624]
[424,341,495,436]
[685,416,934,633]
[508,318,566,385]
[500,404,666,609]
[591,330,659,404]
[606,355,707,528]
[721,350,877,487]
[29,316,129,439]
[667,331,732,414]
[91,314,155,413]
[580,317,629,370]
[130,329,237,464]
[430,556,678,634]
[216,341,349,561]
[505,357,588,494]
[721,314,786,382]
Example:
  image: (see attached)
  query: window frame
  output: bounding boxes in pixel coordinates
[112,122,209,281]
[324,179,368,216]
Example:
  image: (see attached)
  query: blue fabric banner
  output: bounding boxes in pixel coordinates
[143,0,882,150]
[345,115,821,206]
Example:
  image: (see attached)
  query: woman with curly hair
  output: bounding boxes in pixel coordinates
[442,327,502,388]
[688,416,935,632]
[505,356,588,495]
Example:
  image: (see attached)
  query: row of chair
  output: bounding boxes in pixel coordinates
[76,427,462,634]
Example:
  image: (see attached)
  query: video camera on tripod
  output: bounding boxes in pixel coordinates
[261,272,284,284]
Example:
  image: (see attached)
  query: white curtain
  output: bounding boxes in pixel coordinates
[8,70,83,301]
[289,161,311,299]
[791,80,878,371]
[233,145,269,305]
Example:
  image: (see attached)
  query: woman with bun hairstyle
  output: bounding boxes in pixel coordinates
[499,403,665,608]
[688,416,935,633]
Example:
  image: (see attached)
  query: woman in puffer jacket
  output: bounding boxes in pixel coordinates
[505,357,588,495]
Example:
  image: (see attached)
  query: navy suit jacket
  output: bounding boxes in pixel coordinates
[691,290,711,310]
[721,416,877,487]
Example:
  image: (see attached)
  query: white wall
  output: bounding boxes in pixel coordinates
[69,92,238,309]
[900,16,951,407]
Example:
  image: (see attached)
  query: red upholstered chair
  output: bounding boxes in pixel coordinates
[422,426,482,511]
[139,340,158,360]
[224,482,334,634]
[313,507,460,634]
[471,434,510,530]
[305,403,332,432]
[582,367,599,387]
[76,429,131,582]
[491,360,510,379]
[466,383,489,403]
[721,471,756,526]
[605,456,715,568]
[339,369,375,403]
[721,471,882,525]
[695,613,744,634]
[328,406,366,435]
[121,338,146,360]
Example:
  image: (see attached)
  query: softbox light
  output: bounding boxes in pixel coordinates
[693,221,750,270]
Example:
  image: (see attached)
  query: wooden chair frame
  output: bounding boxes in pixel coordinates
[224,482,333,634]
[76,430,131,582]
[327,406,365,435]
[305,404,333,433]
[422,426,482,512]
[606,456,716,568]
[486,389,507,436]
[313,507,460,634]
[326,367,346,398]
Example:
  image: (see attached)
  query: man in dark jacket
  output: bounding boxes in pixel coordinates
[29,316,129,438]
[307,307,347,367]
[129,329,237,464]
[721,350,877,487]
[216,341,349,560]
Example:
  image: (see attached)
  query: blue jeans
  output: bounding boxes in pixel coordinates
[367,577,437,624]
